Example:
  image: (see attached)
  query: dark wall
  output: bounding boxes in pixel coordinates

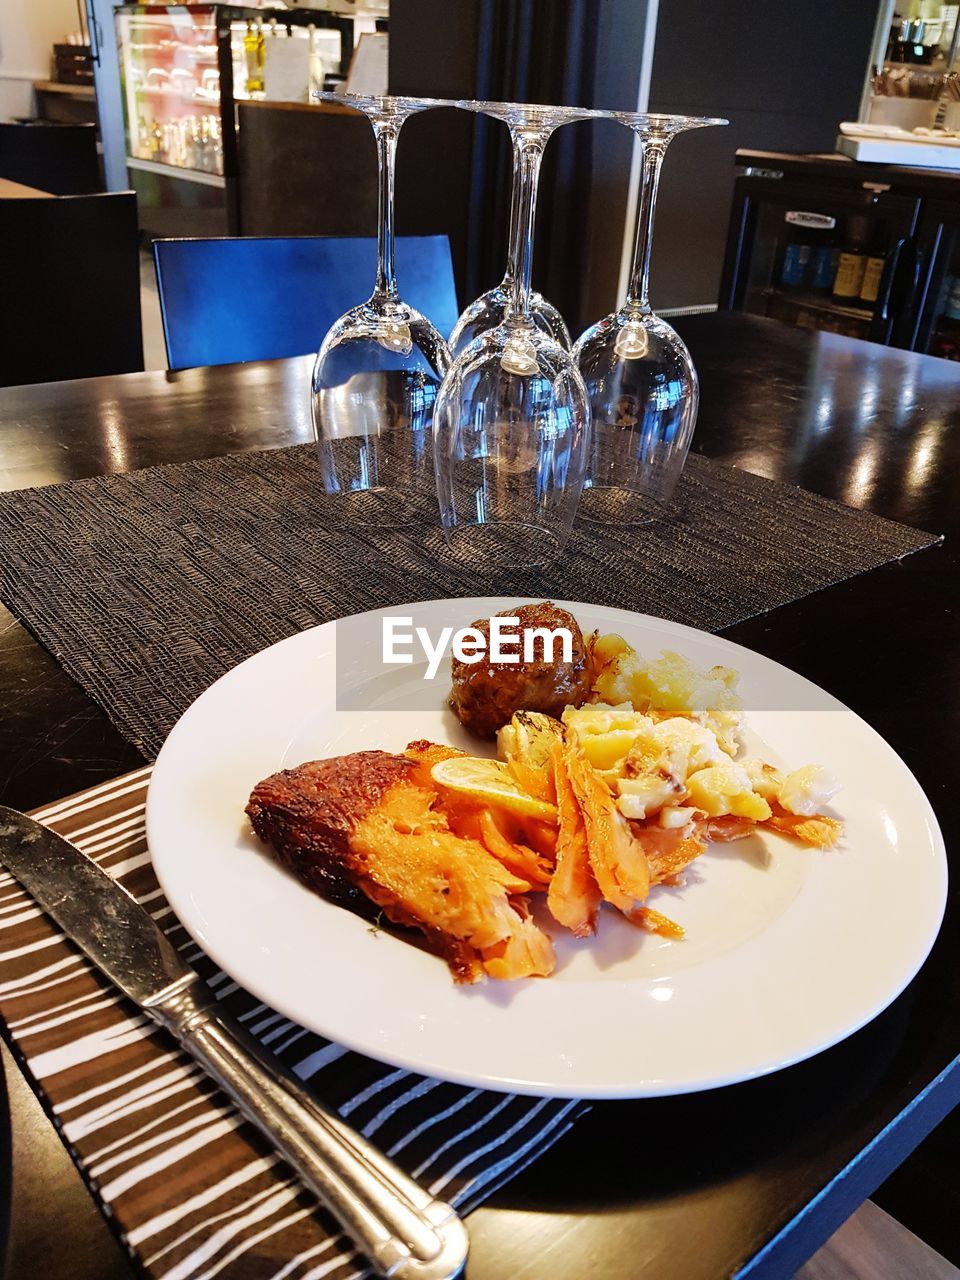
[389,0,647,335]
[388,0,480,307]
[580,0,650,326]
[647,0,879,310]
[389,0,875,323]
[238,106,378,237]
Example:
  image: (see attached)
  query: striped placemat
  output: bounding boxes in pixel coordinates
[0,769,587,1280]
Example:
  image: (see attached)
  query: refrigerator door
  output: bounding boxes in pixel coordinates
[721,175,921,346]
[910,199,960,360]
[86,0,128,191]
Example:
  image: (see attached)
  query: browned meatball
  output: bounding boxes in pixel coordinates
[450,602,593,739]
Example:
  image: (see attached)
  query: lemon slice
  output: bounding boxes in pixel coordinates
[431,756,557,822]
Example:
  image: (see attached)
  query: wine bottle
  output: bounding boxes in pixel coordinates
[833,215,869,303]
[244,21,263,94]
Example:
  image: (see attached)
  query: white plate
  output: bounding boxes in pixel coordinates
[146,599,947,1099]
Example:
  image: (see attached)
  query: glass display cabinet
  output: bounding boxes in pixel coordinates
[115,4,354,235]
[721,159,922,346]
[720,150,960,357]
[118,5,226,181]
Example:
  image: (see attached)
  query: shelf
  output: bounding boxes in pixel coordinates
[133,86,221,106]
[127,43,218,58]
[760,288,875,323]
[33,80,96,99]
[126,156,225,187]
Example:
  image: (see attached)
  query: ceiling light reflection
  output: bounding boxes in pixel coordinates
[844,441,880,505]
[906,421,943,494]
[98,400,129,471]
[857,380,878,426]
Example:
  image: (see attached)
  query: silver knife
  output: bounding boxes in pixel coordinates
[0,806,468,1280]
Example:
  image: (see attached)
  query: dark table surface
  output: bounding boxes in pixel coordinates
[0,312,957,1280]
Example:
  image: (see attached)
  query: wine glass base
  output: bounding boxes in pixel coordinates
[577,485,668,526]
[442,522,562,571]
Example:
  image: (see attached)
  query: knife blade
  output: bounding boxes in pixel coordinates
[0,806,468,1280]
[0,806,188,1003]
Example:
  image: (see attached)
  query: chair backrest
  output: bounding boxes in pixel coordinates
[0,122,101,196]
[153,235,459,371]
[0,193,143,388]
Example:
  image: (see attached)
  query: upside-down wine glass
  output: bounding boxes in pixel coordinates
[311,94,453,522]
[573,112,727,524]
[434,101,601,569]
[447,120,571,357]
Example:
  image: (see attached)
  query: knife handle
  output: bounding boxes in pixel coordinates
[144,977,468,1280]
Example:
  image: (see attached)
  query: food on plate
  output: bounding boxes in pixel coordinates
[559,700,841,840]
[246,747,555,984]
[429,755,557,822]
[450,614,744,755]
[591,641,744,756]
[248,601,844,984]
[449,601,593,738]
[547,736,601,937]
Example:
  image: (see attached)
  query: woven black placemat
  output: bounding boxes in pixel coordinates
[0,444,938,758]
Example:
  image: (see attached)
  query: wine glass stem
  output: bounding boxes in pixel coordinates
[626,140,666,312]
[507,130,547,319]
[373,120,400,300]
[500,133,524,292]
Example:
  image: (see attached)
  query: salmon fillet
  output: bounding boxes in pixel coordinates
[246,749,554,983]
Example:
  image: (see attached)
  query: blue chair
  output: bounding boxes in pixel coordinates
[153,235,459,371]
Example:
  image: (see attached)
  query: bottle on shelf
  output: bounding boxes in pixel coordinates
[182,116,195,168]
[150,118,164,162]
[244,20,264,94]
[137,113,150,160]
[858,237,888,307]
[779,236,812,290]
[308,24,325,98]
[832,215,869,306]
[210,116,223,176]
[778,211,837,293]
[810,227,839,295]
[197,116,209,172]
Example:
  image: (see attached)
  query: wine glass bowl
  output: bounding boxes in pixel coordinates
[574,111,727,524]
[310,93,456,521]
[434,100,603,568]
[312,298,449,518]
[434,316,590,569]
[574,306,698,524]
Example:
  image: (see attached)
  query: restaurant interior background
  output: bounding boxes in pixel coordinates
[9,0,960,380]
[0,1,958,1278]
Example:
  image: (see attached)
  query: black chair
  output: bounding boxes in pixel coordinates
[0,193,143,388]
[0,122,101,196]
[153,235,459,371]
